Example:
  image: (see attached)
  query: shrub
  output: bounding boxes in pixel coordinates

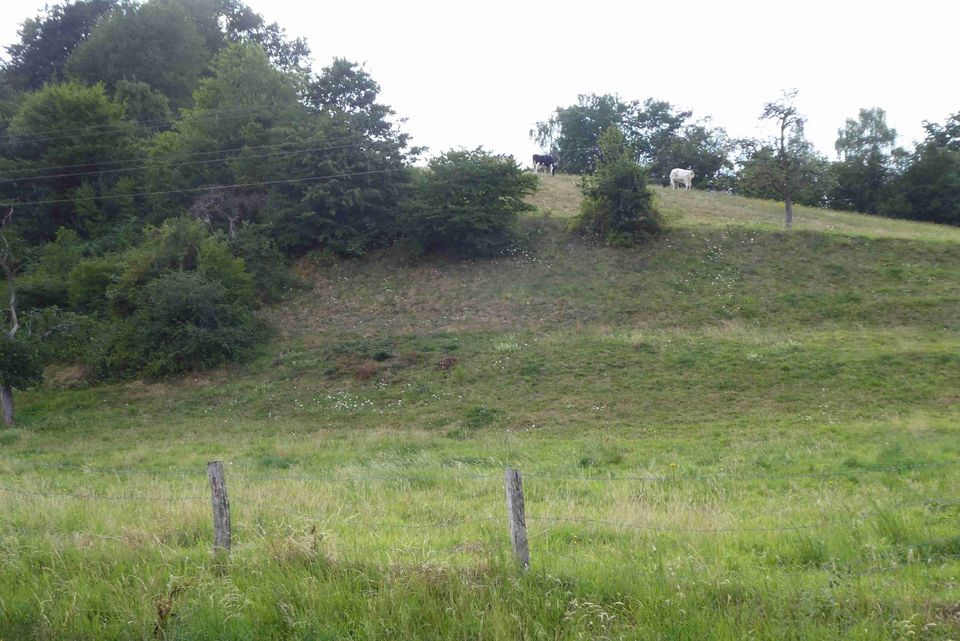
[16,228,85,310]
[228,223,293,305]
[401,149,538,258]
[23,307,104,363]
[574,127,662,246]
[92,271,262,379]
[68,255,122,314]
[109,218,254,315]
[0,334,43,391]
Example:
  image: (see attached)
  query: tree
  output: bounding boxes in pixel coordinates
[648,121,733,189]
[264,58,414,255]
[145,43,304,224]
[623,99,691,172]
[921,111,960,151]
[0,209,43,426]
[112,79,172,130]
[879,112,960,226]
[533,94,635,174]
[3,82,140,242]
[401,149,537,258]
[742,91,821,227]
[532,95,731,186]
[61,0,309,106]
[64,0,211,106]
[574,127,661,246]
[829,108,898,213]
[2,0,122,91]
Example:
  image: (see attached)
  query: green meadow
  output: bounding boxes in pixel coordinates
[2,176,959,640]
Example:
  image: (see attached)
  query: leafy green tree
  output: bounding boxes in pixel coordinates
[401,149,537,258]
[212,0,310,72]
[263,58,413,255]
[3,82,141,241]
[533,95,730,185]
[624,99,690,167]
[574,128,661,246]
[739,143,832,210]
[648,121,733,188]
[533,94,637,174]
[921,111,960,151]
[879,112,960,226]
[146,43,304,222]
[64,0,211,106]
[112,79,172,130]
[829,108,898,213]
[2,0,121,91]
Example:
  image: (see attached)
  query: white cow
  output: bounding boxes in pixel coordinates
[669,168,695,190]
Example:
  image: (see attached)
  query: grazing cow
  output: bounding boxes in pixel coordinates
[532,154,556,176]
[669,168,695,190]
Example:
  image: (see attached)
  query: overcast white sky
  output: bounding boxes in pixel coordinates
[2,0,958,166]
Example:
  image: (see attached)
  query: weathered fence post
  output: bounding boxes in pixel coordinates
[504,467,530,569]
[207,460,231,554]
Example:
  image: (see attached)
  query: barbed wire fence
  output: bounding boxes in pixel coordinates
[0,456,957,578]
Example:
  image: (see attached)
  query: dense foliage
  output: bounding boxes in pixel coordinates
[401,149,537,258]
[574,128,661,245]
[533,94,733,187]
[0,0,417,384]
[0,333,43,391]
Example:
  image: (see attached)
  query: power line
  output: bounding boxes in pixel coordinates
[0,166,408,208]
[0,130,396,178]
[3,102,301,145]
[0,139,382,184]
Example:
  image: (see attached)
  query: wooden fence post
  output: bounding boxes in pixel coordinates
[504,467,530,569]
[207,460,231,554]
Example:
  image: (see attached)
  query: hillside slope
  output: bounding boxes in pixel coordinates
[3,178,960,639]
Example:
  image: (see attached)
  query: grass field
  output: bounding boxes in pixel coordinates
[2,175,960,639]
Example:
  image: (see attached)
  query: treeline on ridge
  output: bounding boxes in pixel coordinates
[534,94,960,226]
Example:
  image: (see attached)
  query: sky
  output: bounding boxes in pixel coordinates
[2,0,958,167]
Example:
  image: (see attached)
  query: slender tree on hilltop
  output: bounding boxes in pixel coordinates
[741,91,825,228]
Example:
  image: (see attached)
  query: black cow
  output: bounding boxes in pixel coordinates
[532,154,556,176]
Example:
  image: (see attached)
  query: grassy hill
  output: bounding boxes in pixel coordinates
[3,176,960,639]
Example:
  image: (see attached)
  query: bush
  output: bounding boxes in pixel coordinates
[228,223,293,305]
[0,334,43,391]
[401,149,538,258]
[68,255,122,314]
[92,271,263,379]
[574,128,661,246]
[109,218,254,315]
[16,228,85,310]
[23,307,104,363]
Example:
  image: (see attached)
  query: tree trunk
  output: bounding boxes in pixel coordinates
[1,383,13,427]
[784,194,794,228]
